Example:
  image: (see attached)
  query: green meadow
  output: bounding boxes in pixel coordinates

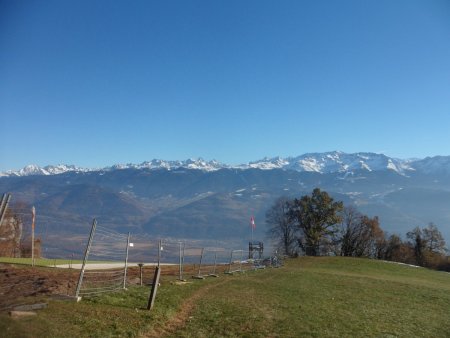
[1,257,449,337]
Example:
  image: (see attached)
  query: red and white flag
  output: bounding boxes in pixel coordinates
[250,216,256,229]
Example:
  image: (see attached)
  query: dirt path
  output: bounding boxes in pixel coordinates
[141,277,232,337]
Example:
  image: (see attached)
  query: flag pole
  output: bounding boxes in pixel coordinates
[31,206,36,267]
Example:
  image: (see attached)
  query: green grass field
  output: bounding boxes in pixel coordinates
[1,257,449,337]
[0,257,78,266]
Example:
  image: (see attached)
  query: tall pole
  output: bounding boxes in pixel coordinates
[31,206,36,267]
[75,219,97,298]
[179,242,182,280]
[123,232,131,289]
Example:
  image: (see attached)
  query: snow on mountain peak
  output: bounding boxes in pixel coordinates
[247,156,290,170]
[0,164,87,177]
[2,152,449,177]
[102,158,225,172]
[284,151,412,174]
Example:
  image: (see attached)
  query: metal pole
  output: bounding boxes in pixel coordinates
[197,248,204,276]
[228,250,233,273]
[123,232,131,289]
[0,193,11,229]
[181,242,185,280]
[31,206,36,267]
[212,251,218,275]
[239,250,243,272]
[179,242,182,280]
[75,219,97,298]
[0,194,6,223]
[157,239,161,268]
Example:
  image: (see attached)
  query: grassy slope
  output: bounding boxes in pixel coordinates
[174,257,450,338]
[1,257,449,337]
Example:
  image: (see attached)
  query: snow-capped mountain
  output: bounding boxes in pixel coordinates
[0,159,226,177]
[246,152,413,174]
[105,158,225,172]
[0,164,89,177]
[1,151,449,177]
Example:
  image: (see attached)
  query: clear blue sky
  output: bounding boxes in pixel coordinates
[1,0,449,172]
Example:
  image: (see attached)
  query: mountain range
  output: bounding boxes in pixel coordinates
[1,151,449,256]
[3,151,450,177]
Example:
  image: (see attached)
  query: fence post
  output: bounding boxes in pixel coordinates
[0,193,11,228]
[147,266,161,310]
[196,247,205,278]
[226,250,233,274]
[239,250,243,272]
[138,263,144,286]
[212,251,218,276]
[180,242,186,281]
[75,219,97,299]
[178,242,182,280]
[0,193,6,214]
[0,193,5,228]
[123,232,131,289]
[198,248,204,276]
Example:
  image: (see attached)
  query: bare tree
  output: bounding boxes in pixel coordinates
[423,223,446,255]
[337,206,364,256]
[266,197,297,257]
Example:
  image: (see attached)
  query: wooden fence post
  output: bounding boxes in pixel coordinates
[147,266,161,310]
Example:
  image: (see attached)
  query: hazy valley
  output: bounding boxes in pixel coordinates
[1,152,450,256]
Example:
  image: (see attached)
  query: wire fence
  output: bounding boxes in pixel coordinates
[0,200,280,312]
[75,224,129,297]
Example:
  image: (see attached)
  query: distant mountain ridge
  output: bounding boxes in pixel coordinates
[2,151,450,177]
[1,151,450,256]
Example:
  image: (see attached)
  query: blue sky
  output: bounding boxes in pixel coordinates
[1,0,450,172]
